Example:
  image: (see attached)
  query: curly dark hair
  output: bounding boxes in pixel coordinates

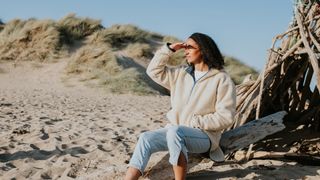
[189,32,224,70]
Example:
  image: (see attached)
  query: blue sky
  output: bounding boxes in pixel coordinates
[1,0,294,71]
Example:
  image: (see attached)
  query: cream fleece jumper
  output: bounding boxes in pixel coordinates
[146,44,237,162]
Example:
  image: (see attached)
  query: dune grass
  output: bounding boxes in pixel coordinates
[99,68,155,94]
[58,13,103,44]
[0,18,65,61]
[162,35,181,43]
[66,43,118,75]
[0,16,258,94]
[224,56,258,84]
[124,43,153,59]
[87,24,153,50]
[66,43,155,94]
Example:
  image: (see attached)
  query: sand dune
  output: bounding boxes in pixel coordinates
[0,61,319,179]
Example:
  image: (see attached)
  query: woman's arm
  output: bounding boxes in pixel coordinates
[146,43,184,90]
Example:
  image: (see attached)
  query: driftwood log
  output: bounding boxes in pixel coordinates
[220,111,287,155]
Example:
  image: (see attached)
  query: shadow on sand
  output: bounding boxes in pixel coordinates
[0,145,88,162]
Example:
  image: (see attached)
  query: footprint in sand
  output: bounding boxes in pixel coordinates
[97,144,111,152]
[67,158,90,178]
[44,118,62,125]
[30,144,40,150]
[1,162,16,171]
[40,128,49,140]
[0,143,15,151]
[55,136,62,141]
[40,171,52,179]
[12,124,31,134]
[61,144,68,149]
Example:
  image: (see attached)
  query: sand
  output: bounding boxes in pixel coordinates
[0,60,319,180]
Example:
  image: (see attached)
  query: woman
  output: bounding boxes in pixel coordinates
[125,32,236,180]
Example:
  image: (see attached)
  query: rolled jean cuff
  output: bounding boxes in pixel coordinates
[169,147,188,166]
[128,163,144,176]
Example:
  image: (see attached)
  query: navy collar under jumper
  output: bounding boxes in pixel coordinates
[185,65,195,80]
[185,65,223,83]
[185,65,194,74]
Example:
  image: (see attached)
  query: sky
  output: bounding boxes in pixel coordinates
[0,0,294,71]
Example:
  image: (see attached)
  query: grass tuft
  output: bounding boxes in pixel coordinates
[58,13,103,44]
[0,18,65,62]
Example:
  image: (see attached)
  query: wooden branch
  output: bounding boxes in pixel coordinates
[274,14,320,40]
[280,39,303,61]
[298,104,320,124]
[234,151,320,166]
[290,84,301,113]
[297,67,313,112]
[294,48,308,54]
[236,77,261,110]
[306,2,316,21]
[308,29,320,52]
[310,87,320,106]
[256,37,279,119]
[237,97,258,127]
[235,151,288,161]
[277,26,299,39]
[236,83,254,98]
[257,39,303,81]
[296,11,320,91]
[255,68,266,119]
[220,111,287,155]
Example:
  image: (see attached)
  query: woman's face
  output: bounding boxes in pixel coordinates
[184,38,202,64]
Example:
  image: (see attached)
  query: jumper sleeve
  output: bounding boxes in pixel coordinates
[191,75,236,131]
[146,44,180,90]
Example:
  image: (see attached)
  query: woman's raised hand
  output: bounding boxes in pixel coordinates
[169,42,186,52]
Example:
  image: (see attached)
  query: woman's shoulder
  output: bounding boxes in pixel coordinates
[214,69,230,77]
[213,70,234,83]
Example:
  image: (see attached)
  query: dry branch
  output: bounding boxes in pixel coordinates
[296,10,320,91]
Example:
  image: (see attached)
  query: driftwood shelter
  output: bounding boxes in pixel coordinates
[220,0,320,163]
[145,2,320,178]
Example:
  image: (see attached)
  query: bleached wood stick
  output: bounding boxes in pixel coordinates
[296,11,320,91]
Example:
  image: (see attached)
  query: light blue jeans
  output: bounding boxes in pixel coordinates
[128,125,211,175]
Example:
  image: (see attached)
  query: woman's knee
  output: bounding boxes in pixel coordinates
[138,131,152,144]
[166,126,184,140]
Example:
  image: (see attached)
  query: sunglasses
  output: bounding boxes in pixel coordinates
[184,44,199,50]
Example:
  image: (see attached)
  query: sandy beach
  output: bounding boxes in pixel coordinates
[0,60,319,180]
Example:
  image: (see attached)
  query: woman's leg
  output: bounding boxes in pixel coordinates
[125,167,141,180]
[125,128,168,180]
[172,152,188,180]
[166,125,211,180]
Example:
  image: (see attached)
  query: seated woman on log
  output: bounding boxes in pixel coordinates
[125,32,237,180]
